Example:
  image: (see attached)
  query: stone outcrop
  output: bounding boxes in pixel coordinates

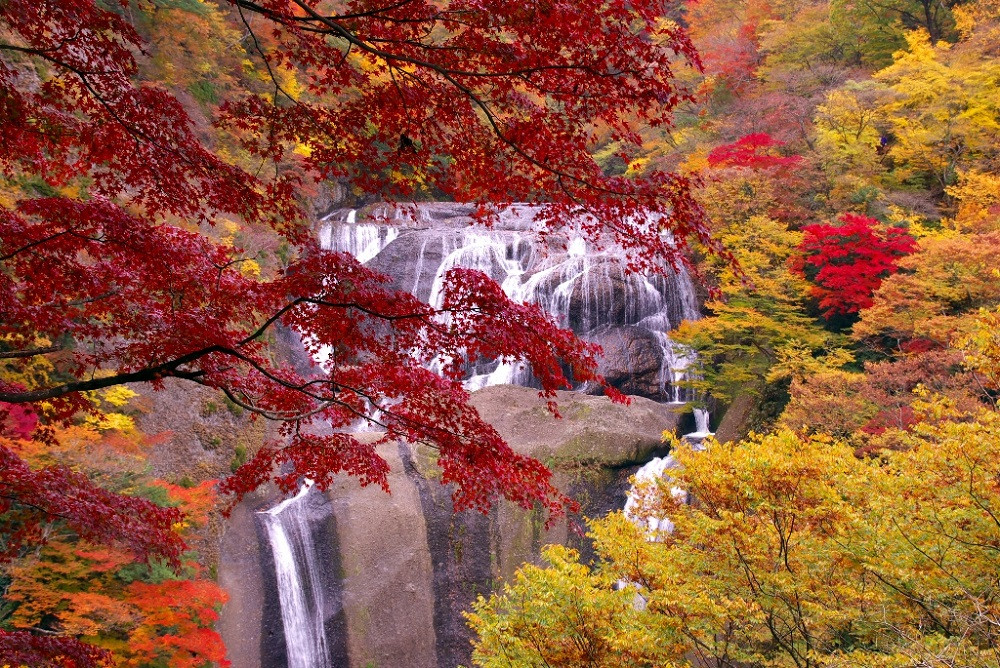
[587,325,665,399]
[218,385,680,668]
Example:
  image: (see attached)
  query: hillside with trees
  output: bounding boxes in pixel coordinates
[1,0,999,666]
[468,0,1000,665]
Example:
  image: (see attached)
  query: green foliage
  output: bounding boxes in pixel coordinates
[230,443,248,472]
[131,483,176,508]
[187,79,218,105]
[115,557,181,586]
[223,394,244,416]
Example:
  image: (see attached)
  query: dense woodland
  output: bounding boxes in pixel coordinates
[470,0,1000,665]
[1,0,999,666]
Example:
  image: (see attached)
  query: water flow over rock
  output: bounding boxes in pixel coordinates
[317,204,701,401]
[259,481,333,668]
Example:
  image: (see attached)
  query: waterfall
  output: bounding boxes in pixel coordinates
[318,209,398,262]
[260,482,332,668]
[316,204,704,402]
[623,408,714,536]
[691,408,712,438]
[623,455,685,533]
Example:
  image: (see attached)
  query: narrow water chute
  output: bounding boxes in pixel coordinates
[260,481,332,668]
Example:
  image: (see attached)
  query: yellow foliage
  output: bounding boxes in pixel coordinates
[946,169,1000,232]
[0,336,55,392]
[624,156,649,176]
[815,83,886,174]
[85,412,136,433]
[275,64,303,101]
[875,30,1000,190]
[854,232,1000,344]
[100,386,137,408]
[959,307,1000,391]
[239,258,261,278]
[472,416,1000,666]
[952,0,1000,49]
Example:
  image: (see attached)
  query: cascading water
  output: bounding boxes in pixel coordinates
[318,209,398,263]
[260,481,332,668]
[622,407,714,536]
[315,205,708,405]
[317,204,714,535]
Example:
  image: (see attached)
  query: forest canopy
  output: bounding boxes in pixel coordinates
[1,0,999,665]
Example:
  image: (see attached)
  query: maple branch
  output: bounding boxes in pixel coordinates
[0,345,62,359]
[0,291,482,405]
[236,3,297,105]
[0,489,73,523]
[0,227,77,262]
[235,0,646,200]
[0,348,215,403]
[217,385,337,422]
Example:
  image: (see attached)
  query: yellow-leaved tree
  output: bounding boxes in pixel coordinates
[468,411,1000,667]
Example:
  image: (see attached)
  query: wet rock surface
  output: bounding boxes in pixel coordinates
[219,385,681,668]
[320,203,701,402]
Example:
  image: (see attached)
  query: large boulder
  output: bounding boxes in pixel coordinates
[469,385,677,465]
[586,325,665,399]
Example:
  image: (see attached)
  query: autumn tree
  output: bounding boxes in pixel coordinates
[1,388,228,666]
[853,231,1000,347]
[0,0,711,662]
[470,412,1000,667]
[793,213,916,320]
[673,215,843,403]
[874,30,1000,194]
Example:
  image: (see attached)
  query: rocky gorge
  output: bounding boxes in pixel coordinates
[216,203,709,667]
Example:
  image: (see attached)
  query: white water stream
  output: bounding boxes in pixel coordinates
[260,481,332,668]
[318,209,399,264]
[623,409,714,536]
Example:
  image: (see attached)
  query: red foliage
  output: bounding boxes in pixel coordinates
[0,1,708,660]
[150,480,218,527]
[0,441,185,565]
[0,400,37,438]
[0,0,704,493]
[707,133,802,170]
[125,580,230,668]
[0,630,111,668]
[793,214,917,318]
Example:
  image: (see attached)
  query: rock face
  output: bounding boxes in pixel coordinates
[588,325,665,398]
[218,385,681,668]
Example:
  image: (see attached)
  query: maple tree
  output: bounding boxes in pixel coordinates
[705,133,802,171]
[0,2,709,501]
[0,0,712,662]
[2,418,228,668]
[793,213,916,320]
